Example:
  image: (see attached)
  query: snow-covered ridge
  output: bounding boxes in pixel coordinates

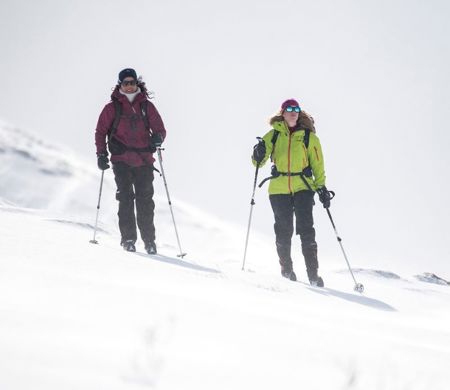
[0,120,103,212]
[0,119,88,177]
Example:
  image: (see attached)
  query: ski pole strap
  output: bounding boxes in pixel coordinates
[258,176,272,188]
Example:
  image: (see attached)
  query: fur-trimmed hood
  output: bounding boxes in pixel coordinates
[269,111,316,133]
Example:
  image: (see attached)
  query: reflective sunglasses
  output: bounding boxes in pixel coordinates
[121,79,137,86]
[285,106,301,113]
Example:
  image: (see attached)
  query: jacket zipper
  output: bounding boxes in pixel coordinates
[288,132,292,193]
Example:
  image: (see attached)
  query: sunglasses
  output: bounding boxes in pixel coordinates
[285,106,301,113]
[121,80,137,86]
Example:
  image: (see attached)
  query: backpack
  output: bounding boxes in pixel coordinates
[107,99,154,156]
[258,127,312,188]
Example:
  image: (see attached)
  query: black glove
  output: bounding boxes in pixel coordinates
[97,152,110,170]
[252,141,266,163]
[151,133,163,148]
[317,186,332,208]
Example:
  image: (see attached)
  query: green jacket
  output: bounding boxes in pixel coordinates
[253,120,326,194]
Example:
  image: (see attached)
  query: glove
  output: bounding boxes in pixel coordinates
[97,152,110,170]
[252,141,266,163]
[317,186,332,208]
[151,133,163,148]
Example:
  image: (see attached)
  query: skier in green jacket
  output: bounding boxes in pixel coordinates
[252,99,333,286]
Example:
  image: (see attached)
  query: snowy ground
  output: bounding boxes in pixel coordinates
[1,122,450,389]
[1,204,450,390]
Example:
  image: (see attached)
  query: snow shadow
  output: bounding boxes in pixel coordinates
[303,283,397,312]
[47,218,110,234]
[134,252,220,274]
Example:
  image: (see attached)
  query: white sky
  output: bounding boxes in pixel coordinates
[1,0,449,274]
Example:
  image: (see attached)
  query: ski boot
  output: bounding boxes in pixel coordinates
[307,269,324,287]
[309,276,324,287]
[280,258,297,281]
[281,266,297,281]
[122,240,136,252]
[145,241,157,255]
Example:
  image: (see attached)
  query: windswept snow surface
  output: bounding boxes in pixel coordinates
[1,122,450,389]
[1,203,450,390]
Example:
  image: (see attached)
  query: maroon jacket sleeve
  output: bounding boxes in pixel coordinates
[95,103,114,155]
[147,101,167,141]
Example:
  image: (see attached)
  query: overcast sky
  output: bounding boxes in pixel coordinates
[1,0,449,275]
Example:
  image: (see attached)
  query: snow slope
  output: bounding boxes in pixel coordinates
[2,201,450,390]
[1,122,450,389]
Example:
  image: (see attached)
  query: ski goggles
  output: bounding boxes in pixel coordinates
[121,79,137,86]
[285,106,301,113]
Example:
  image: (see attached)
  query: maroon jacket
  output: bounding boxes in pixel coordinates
[95,88,166,167]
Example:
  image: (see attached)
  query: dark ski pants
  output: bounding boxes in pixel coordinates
[112,162,155,245]
[269,190,319,279]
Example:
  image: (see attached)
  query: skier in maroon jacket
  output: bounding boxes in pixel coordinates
[95,68,166,254]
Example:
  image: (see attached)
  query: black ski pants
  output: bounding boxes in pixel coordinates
[269,190,318,278]
[112,162,155,245]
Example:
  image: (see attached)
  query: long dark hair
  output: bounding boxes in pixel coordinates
[112,76,154,99]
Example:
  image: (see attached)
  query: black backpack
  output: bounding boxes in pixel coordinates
[107,99,154,156]
[258,128,312,188]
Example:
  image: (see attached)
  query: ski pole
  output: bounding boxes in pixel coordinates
[325,207,364,293]
[90,170,105,244]
[242,137,263,271]
[156,147,187,258]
